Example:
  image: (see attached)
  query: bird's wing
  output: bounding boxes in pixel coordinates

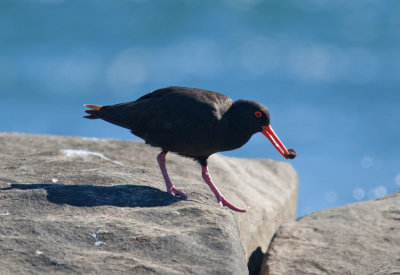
[133,87,223,134]
[93,87,232,138]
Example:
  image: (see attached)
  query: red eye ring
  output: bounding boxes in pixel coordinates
[254,111,262,118]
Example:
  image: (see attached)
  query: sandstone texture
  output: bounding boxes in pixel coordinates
[0,133,297,274]
[370,258,400,275]
[263,192,400,275]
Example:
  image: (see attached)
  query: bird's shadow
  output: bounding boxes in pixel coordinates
[2,183,184,208]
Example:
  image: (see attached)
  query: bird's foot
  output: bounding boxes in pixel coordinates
[217,196,247,213]
[168,185,188,199]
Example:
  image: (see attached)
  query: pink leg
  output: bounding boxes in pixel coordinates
[201,166,246,213]
[157,152,187,198]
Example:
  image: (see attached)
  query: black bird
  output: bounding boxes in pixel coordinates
[84,86,296,212]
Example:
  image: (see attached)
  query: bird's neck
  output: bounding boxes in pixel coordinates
[215,109,256,152]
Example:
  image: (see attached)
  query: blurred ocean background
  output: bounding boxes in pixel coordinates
[1,0,399,217]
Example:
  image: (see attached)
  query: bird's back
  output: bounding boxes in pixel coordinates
[85,86,233,157]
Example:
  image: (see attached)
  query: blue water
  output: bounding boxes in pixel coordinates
[1,0,399,217]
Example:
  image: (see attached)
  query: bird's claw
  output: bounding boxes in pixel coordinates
[217,196,246,213]
[168,185,188,199]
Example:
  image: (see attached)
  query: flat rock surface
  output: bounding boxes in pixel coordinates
[263,192,400,275]
[0,133,297,274]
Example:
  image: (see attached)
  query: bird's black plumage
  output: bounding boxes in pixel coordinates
[85,86,270,164]
[84,86,295,212]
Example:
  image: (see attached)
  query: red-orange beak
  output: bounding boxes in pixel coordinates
[262,125,296,159]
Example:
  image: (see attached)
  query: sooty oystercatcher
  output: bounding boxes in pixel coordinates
[84,86,296,212]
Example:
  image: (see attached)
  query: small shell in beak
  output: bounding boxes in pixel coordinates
[285,149,297,159]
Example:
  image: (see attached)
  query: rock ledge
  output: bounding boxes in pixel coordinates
[263,191,400,275]
[0,133,298,274]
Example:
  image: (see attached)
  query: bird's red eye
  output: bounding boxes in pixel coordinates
[254,111,262,118]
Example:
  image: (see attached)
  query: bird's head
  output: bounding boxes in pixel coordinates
[231,100,296,159]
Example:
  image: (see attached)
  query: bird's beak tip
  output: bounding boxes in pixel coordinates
[262,125,297,160]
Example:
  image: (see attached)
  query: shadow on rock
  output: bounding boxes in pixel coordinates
[248,246,264,275]
[2,183,184,207]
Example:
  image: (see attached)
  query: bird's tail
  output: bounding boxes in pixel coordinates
[83,104,103,119]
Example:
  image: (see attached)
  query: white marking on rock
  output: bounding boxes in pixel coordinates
[52,178,58,183]
[90,232,106,246]
[112,160,124,166]
[82,137,101,141]
[0,211,10,216]
[60,149,124,166]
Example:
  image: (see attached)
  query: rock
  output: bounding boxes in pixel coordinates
[262,192,400,275]
[370,258,400,275]
[0,133,298,274]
